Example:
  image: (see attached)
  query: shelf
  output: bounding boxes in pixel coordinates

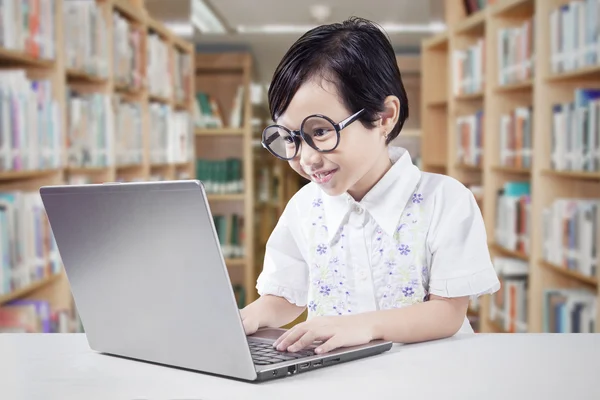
[66,69,108,84]
[541,169,600,181]
[490,0,535,18]
[490,243,529,261]
[491,166,532,176]
[495,80,533,93]
[174,101,188,111]
[115,84,143,97]
[207,193,245,202]
[454,9,486,36]
[65,167,111,175]
[0,273,61,306]
[0,47,54,68]
[0,169,61,181]
[427,99,448,107]
[149,94,171,105]
[196,128,245,136]
[224,258,248,267]
[539,260,598,288]
[487,319,508,333]
[455,163,483,172]
[116,164,143,172]
[455,91,484,101]
[546,65,600,83]
[423,32,449,50]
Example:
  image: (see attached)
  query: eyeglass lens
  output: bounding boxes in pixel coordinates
[263,116,338,159]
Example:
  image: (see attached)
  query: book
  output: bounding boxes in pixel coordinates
[66,89,114,168]
[112,10,143,90]
[113,97,142,167]
[63,0,109,77]
[489,257,529,333]
[497,17,535,86]
[550,0,600,74]
[213,213,245,259]
[196,158,244,194]
[149,103,193,165]
[495,181,531,255]
[543,288,596,333]
[456,110,484,166]
[542,198,600,278]
[551,88,600,172]
[499,106,533,169]
[173,48,192,105]
[147,33,172,99]
[452,38,485,96]
[0,70,62,172]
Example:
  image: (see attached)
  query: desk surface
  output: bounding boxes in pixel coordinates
[0,333,598,399]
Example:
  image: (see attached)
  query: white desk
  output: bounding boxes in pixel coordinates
[0,333,598,399]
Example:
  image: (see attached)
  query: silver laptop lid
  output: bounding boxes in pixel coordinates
[40,180,257,381]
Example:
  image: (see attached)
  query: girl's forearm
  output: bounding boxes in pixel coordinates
[245,295,306,329]
[363,296,469,344]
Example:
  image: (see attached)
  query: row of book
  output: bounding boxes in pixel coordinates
[489,257,529,333]
[550,0,600,75]
[194,86,245,129]
[147,33,172,100]
[551,88,600,173]
[499,106,533,169]
[497,17,535,86]
[0,191,62,296]
[196,158,244,195]
[0,299,83,333]
[148,103,194,165]
[456,110,484,167]
[542,198,599,279]
[0,0,55,60]
[213,214,245,259]
[66,89,113,169]
[452,38,485,96]
[64,0,109,78]
[543,288,597,333]
[495,181,531,256]
[114,98,143,167]
[113,11,144,91]
[0,71,62,172]
[257,164,282,204]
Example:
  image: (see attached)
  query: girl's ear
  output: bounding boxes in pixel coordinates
[379,95,401,137]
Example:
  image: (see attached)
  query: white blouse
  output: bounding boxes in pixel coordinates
[256,146,500,334]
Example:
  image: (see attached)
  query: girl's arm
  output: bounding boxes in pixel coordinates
[241,295,306,334]
[272,295,469,354]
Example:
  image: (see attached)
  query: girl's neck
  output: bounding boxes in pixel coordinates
[347,148,393,202]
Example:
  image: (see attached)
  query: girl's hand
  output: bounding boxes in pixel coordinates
[240,308,260,335]
[273,315,374,354]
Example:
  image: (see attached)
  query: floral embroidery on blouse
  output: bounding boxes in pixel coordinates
[305,183,430,319]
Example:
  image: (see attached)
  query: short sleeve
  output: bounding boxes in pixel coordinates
[426,180,500,299]
[256,202,309,307]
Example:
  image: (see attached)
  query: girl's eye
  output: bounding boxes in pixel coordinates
[283,136,295,144]
[313,128,332,137]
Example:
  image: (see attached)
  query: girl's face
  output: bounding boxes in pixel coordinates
[275,78,398,201]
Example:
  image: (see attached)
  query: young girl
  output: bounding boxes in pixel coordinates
[241,17,500,355]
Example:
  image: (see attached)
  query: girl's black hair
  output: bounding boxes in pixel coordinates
[268,17,409,144]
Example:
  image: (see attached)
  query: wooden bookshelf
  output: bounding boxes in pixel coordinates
[0,0,195,333]
[195,52,256,307]
[422,0,600,334]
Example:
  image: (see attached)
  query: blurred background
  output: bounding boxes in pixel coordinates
[0,0,598,341]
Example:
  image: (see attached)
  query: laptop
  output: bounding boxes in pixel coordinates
[39,180,393,382]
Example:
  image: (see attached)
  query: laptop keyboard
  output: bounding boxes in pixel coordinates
[248,340,315,365]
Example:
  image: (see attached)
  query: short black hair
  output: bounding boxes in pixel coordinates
[268,17,409,144]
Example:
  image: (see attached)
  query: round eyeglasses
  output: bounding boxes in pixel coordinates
[261,109,365,160]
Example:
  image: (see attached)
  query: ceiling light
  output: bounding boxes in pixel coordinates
[236,22,446,35]
[192,0,227,34]
[164,22,193,37]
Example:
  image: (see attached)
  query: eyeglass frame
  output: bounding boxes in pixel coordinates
[261,108,365,160]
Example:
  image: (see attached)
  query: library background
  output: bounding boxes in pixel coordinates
[0,0,597,337]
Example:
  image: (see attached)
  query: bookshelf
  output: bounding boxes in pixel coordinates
[0,0,195,334]
[194,52,255,307]
[422,0,600,334]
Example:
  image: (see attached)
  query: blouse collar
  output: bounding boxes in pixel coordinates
[321,146,421,244]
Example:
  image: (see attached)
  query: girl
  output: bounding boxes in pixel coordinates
[241,17,500,355]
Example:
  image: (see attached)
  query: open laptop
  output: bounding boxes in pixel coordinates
[39,180,393,382]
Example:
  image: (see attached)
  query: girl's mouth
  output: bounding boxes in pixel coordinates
[311,169,338,184]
